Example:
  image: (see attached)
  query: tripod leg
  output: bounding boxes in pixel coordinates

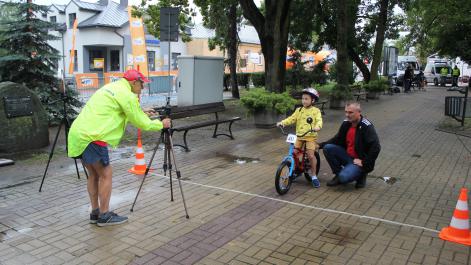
[80,159,89,179]
[63,115,82,180]
[166,132,190,219]
[131,131,164,212]
[73,158,80,180]
[39,123,62,192]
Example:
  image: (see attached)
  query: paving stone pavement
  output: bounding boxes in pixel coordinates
[1,86,470,265]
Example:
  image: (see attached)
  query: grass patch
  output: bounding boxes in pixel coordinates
[436,117,471,138]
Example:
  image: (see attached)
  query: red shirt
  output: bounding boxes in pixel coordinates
[92,141,107,147]
[346,126,358,158]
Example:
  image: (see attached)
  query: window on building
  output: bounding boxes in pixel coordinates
[239,58,247,68]
[110,50,120,71]
[70,50,78,72]
[171,52,180,70]
[89,49,105,71]
[68,13,76,28]
[50,16,57,23]
[147,51,155,71]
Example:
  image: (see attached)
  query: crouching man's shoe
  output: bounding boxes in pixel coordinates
[326,175,340,187]
[355,174,367,189]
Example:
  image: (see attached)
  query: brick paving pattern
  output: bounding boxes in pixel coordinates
[0,87,470,264]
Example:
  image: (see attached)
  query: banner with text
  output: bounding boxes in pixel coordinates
[127,6,148,74]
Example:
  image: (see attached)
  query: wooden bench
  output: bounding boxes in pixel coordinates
[154,102,241,152]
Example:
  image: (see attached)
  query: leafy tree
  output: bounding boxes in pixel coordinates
[133,0,195,42]
[195,0,242,98]
[239,0,293,93]
[404,0,471,63]
[0,1,81,122]
[316,0,405,83]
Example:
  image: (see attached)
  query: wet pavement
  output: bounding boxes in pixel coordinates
[0,86,471,265]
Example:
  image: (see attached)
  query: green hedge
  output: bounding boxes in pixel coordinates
[251,72,265,87]
[237,73,250,88]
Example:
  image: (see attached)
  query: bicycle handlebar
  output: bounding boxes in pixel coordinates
[278,126,318,137]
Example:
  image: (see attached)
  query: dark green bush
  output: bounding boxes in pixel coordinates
[237,73,250,88]
[240,88,297,114]
[251,72,265,87]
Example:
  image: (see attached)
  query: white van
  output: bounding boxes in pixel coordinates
[395,56,420,86]
[423,60,452,86]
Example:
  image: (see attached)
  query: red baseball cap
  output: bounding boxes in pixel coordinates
[124,69,150,83]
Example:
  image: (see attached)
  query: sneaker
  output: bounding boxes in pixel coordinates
[326,175,340,187]
[90,208,100,224]
[311,176,320,188]
[97,211,128,227]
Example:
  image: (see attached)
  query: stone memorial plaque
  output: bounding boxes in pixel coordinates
[3,96,33,118]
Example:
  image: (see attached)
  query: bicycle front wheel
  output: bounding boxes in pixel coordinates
[275,161,292,195]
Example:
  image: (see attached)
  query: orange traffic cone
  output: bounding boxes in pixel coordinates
[439,188,471,245]
[128,138,151,175]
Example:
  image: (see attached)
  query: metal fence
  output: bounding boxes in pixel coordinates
[445,97,471,118]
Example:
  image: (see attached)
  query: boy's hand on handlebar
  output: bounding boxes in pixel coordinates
[276,122,283,127]
[313,127,320,132]
[162,118,171,128]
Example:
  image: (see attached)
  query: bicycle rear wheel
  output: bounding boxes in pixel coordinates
[275,161,292,195]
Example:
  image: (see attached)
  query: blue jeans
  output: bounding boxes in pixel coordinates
[323,144,363,184]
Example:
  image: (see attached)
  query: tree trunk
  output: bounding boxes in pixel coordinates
[228,3,239,98]
[348,45,371,83]
[370,0,389,80]
[239,0,292,93]
[336,0,349,88]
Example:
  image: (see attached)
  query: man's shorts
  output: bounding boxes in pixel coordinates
[81,143,110,166]
[295,137,318,151]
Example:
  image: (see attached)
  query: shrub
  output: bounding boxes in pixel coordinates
[240,88,297,114]
[251,72,265,87]
[237,73,250,88]
[364,78,389,92]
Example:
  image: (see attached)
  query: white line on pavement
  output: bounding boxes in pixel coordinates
[149,172,440,234]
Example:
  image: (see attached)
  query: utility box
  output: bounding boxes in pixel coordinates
[177,56,224,106]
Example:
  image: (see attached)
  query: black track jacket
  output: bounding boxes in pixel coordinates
[319,116,381,173]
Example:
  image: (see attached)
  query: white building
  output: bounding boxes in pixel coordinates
[44,0,186,77]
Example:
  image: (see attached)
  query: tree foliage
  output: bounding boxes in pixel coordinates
[404,0,471,63]
[133,0,196,42]
[194,0,242,98]
[0,1,81,122]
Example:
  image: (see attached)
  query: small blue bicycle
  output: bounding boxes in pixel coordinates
[275,117,321,195]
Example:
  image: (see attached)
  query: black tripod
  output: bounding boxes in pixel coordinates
[130,127,189,219]
[39,91,88,192]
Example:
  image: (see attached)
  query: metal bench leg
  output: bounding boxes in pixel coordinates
[182,130,190,152]
[228,121,235,139]
[213,123,219,138]
[171,130,190,152]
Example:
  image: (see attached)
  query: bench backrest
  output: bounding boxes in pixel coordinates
[155,102,226,119]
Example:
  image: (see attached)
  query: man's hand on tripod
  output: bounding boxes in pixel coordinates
[162,118,171,128]
[143,108,157,117]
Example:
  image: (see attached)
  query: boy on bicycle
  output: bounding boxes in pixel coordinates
[276,88,323,188]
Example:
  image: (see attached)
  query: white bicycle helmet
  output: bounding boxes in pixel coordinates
[302,87,320,101]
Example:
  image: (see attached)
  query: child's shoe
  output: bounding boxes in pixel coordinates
[311,175,320,188]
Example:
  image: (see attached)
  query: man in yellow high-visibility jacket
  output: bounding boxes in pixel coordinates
[440,67,448,86]
[68,69,170,226]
